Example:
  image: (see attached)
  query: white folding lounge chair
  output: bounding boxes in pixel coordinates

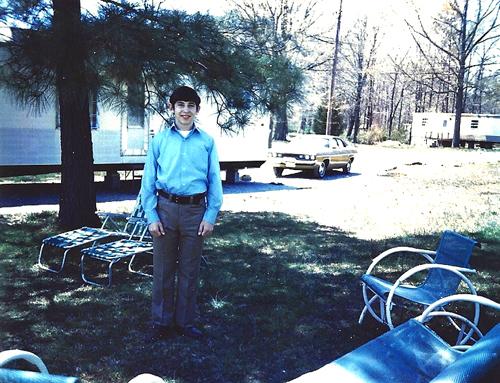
[0,349,80,382]
[38,196,144,273]
[80,217,153,287]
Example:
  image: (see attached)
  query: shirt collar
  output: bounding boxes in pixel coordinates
[171,122,199,133]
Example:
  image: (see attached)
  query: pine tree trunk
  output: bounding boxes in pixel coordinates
[273,104,288,141]
[53,0,99,229]
[268,114,274,148]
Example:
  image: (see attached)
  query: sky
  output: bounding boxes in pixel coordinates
[80,0,229,16]
[80,0,444,22]
[80,0,445,52]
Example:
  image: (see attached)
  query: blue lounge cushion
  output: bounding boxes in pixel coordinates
[429,324,500,383]
[289,319,460,383]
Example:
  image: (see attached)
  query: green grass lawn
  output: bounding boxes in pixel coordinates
[0,211,498,382]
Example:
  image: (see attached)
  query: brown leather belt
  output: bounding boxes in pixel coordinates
[157,189,206,205]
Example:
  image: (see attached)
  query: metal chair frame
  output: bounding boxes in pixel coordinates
[38,198,143,273]
[359,231,479,330]
[0,349,80,382]
[80,218,153,287]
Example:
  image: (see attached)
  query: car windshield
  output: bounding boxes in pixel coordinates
[290,136,330,149]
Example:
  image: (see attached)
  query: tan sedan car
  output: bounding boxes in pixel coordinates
[269,135,356,178]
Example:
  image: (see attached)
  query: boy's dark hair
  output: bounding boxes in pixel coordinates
[169,86,201,107]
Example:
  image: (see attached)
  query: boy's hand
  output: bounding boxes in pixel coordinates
[198,220,214,237]
[149,221,165,237]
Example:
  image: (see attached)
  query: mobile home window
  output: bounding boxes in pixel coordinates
[89,89,98,129]
[55,96,60,129]
[127,82,145,129]
[55,92,99,129]
[442,120,447,127]
[470,119,479,129]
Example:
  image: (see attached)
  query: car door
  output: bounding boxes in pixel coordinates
[328,138,343,168]
[334,138,350,166]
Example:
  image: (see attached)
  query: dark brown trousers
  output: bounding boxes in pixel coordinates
[152,195,205,327]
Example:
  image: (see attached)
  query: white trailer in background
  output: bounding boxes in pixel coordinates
[411,112,500,148]
[197,100,269,183]
[0,88,269,183]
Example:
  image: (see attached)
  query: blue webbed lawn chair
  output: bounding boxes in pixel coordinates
[80,217,153,287]
[359,230,480,329]
[38,197,144,273]
[288,294,500,383]
[0,349,79,383]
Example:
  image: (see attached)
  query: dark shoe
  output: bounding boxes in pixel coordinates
[176,325,204,339]
[148,325,173,342]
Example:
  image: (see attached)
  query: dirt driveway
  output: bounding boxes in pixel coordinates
[1,144,498,240]
[224,144,500,239]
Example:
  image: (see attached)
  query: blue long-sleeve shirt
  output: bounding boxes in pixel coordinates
[140,125,223,225]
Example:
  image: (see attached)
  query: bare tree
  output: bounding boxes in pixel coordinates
[343,18,379,143]
[407,0,499,147]
[467,41,498,113]
[385,54,412,138]
[227,0,325,141]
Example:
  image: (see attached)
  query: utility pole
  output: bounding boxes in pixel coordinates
[326,0,343,136]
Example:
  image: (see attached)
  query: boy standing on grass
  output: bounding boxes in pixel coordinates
[141,86,223,340]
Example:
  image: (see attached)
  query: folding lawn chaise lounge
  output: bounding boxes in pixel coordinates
[38,196,144,273]
[80,217,153,287]
[359,230,480,329]
[0,349,80,382]
[288,294,500,382]
[0,350,166,382]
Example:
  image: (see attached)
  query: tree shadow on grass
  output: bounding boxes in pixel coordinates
[0,181,141,208]
[0,211,498,383]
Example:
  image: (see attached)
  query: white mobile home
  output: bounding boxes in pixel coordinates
[411,112,500,148]
[0,28,268,182]
[0,87,269,182]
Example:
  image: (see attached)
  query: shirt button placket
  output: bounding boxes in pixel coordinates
[181,139,188,190]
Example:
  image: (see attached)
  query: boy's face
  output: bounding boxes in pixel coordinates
[171,100,199,130]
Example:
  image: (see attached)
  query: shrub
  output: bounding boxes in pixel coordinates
[357,126,410,145]
[311,103,344,136]
[357,126,385,144]
[391,128,410,144]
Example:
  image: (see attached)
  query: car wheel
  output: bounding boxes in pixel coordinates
[273,167,284,177]
[313,162,327,179]
[342,160,353,174]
